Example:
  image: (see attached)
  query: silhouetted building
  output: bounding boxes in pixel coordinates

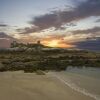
[11,41,17,48]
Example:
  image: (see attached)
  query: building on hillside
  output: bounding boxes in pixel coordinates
[10,40,44,52]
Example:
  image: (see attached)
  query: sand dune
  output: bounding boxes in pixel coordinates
[0,71,94,100]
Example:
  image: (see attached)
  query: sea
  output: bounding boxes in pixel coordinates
[50,67,100,100]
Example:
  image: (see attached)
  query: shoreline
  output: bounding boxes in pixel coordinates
[48,71,99,100]
[0,71,94,100]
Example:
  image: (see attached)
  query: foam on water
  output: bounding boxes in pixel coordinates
[49,72,100,100]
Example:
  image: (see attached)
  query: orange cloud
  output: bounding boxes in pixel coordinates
[42,39,75,48]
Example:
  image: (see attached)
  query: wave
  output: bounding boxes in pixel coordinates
[49,72,100,100]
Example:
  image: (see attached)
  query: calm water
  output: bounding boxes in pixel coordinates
[51,67,100,100]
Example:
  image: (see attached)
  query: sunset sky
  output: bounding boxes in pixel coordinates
[0,0,100,51]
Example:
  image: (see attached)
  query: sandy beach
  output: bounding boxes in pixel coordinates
[0,71,94,100]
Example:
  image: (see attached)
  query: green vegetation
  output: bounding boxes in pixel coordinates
[0,49,100,73]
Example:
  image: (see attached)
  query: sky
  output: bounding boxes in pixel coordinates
[0,0,100,51]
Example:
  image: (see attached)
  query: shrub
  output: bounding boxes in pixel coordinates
[0,63,6,72]
[36,70,45,75]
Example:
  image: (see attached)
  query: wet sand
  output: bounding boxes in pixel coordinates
[0,71,94,100]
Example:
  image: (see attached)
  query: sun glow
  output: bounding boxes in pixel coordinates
[42,39,75,48]
[47,40,59,47]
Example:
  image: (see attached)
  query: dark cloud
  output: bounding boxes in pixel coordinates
[17,22,76,34]
[95,19,100,23]
[72,27,100,34]
[20,0,100,34]
[17,0,100,34]
[0,24,8,27]
[0,32,11,38]
[15,0,100,51]
[69,27,100,42]
[16,26,39,34]
[75,38,100,51]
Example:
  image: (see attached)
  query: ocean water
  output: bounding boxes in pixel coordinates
[50,67,100,100]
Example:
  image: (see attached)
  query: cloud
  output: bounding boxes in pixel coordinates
[16,0,100,34]
[71,27,100,41]
[95,19,100,23]
[17,26,100,47]
[72,27,100,35]
[18,0,100,34]
[14,0,100,51]
[0,32,12,39]
[0,24,8,27]
[75,38,100,51]
[40,34,74,48]
[16,26,39,34]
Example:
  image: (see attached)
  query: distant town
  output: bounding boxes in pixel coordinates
[2,40,79,53]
